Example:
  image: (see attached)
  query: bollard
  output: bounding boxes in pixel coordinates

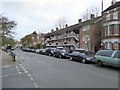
[11,51,16,61]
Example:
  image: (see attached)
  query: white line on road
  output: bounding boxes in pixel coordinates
[25,71,28,73]
[28,73,31,77]
[16,66,22,74]
[33,82,38,88]
[23,68,26,71]
[30,77,34,81]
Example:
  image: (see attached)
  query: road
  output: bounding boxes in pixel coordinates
[2,49,119,88]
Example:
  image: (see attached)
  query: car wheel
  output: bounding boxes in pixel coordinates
[97,60,103,67]
[69,57,72,61]
[59,55,62,58]
[82,59,86,64]
[53,54,55,57]
[49,54,51,56]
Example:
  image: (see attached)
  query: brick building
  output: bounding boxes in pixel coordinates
[102,0,120,50]
[79,15,102,52]
[45,23,80,53]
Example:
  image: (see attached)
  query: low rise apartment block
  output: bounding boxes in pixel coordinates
[45,23,80,52]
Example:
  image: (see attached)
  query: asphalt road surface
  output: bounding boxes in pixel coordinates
[2,49,119,88]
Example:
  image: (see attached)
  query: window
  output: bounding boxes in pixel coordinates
[114,52,120,58]
[114,42,118,50]
[104,26,108,35]
[114,24,119,35]
[96,50,114,57]
[108,25,113,35]
[113,12,118,19]
[108,42,112,49]
[105,42,108,49]
[106,14,110,21]
[82,25,90,31]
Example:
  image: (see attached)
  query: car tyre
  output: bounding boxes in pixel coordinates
[82,59,86,64]
[69,57,72,61]
[97,60,103,67]
[59,55,62,58]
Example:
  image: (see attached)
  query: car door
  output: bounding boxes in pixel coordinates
[111,51,120,67]
[101,51,114,65]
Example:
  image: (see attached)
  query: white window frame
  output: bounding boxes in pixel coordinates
[106,14,110,21]
[113,12,118,19]
[114,42,118,50]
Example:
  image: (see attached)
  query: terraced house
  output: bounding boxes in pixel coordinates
[45,23,80,52]
[102,0,120,50]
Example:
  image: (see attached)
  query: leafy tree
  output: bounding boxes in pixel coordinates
[0,14,17,47]
[0,14,17,37]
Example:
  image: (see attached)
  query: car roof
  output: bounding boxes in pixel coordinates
[75,48,85,51]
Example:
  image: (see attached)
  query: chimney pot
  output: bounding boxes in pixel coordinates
[90,14,95,19]
[65,24,68,27]
[78,19,82,23]
[56,27,58,30]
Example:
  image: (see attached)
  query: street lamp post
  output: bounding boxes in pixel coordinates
[101,0,104,50]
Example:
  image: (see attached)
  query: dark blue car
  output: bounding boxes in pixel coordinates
[68,51,95,63]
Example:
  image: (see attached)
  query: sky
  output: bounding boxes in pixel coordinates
[1,0,119,41]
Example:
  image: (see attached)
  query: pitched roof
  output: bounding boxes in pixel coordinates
[45,23,80,37]
[80,16,101,26]
[45,16,101,38]
[103,1,120,13]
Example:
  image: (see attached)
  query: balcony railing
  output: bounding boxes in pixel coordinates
[46,33,79,42]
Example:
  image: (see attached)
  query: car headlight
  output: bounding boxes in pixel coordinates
[61,53,65,55]
[86,58,91,60]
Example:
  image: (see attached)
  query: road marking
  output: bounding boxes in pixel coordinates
[16,66,22,74]
[25,71,28,73]
[30,77,34,81]
[33,82,38,88]
[23,68,26,71]
[2,73,24,77]
[20,57,23,59]
[18,72,22,74]
[28,73,31,77]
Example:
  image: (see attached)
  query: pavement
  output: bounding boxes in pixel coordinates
[2,50,16,67]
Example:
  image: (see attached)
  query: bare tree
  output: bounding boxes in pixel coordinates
[81,9,89,21]
[88,6,99,17]
[81,6,100,21]
[55,17,67,29]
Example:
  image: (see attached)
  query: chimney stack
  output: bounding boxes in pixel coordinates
[65,24,68,27]
[78,19,82,23]
[90,14,95,19]
[51,29,54,32]
[111,0,117,5]
[56,27,58,30]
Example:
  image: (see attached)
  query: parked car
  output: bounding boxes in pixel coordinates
[54,48,67,58]
[94,50,120,67]
[39,49,46,55]
[74,48,86,55]
[30,49,36,53]
[36,49,41,53]
[45,48,56,56]
[68,51,95,63]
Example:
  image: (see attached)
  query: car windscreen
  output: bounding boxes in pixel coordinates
[114,52,120,58]
[75,50,85,53]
